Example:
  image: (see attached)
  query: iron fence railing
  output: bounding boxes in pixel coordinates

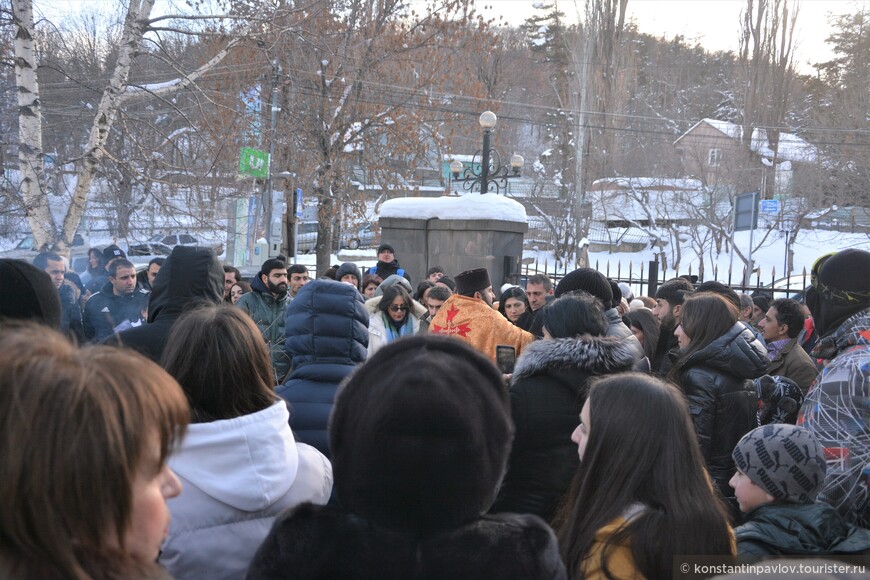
[510,257,811,301]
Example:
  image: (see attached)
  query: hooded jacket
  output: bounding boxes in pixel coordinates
[237,274,292,383]
[674,322,768,500]
[798,306,870,527]
[491,335,639,521]
[160,401,332,580]
[107,246,223,361]
[365,295,425,357]
[82,280,149,342]
[248,335,566,580]
[735,502,870,556]
[277,279,368,458]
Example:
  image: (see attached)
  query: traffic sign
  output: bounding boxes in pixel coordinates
[239,147,269,179]
[760,199,780,214]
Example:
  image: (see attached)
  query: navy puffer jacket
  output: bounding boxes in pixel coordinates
[277,279,368,458]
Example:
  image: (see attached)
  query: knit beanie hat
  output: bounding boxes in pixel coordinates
[732,424,826,504]
[618,282,634,303]
[454,268,491,296]
[0,259,62,328]
[806,249,870,338]
[330,335,512,534]
[437,275,456,292]
[102,244,126,263]
[336,262,362,289]
[555,268,612,305]
[376,243,395,256]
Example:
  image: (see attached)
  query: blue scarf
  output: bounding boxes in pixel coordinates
[383,313,415,342]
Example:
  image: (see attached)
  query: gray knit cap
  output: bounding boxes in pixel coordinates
[732,424,827,504]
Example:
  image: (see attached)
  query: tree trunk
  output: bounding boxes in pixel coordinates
[57,0,157,253]
[12,0,53,250]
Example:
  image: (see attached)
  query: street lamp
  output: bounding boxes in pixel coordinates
[450,111,523,194]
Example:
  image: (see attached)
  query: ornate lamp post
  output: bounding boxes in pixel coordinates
[450,111,523,194]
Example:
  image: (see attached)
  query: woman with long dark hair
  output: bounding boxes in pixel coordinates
[490,293,637,522]
[624,308,660,363]
[557,373,734,579]
[368,284,421,356]
[668,292,767,511]
[497,286,535,332]
[160,306,332,579]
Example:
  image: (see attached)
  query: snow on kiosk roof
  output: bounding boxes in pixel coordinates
[379,194,527,223]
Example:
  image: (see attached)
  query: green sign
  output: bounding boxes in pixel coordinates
[239,147,269,179]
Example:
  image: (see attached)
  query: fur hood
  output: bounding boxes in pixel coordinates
[512,335,640,383]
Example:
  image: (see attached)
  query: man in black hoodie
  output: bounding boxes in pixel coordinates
[367,243,411,284]
[104,246,223,362]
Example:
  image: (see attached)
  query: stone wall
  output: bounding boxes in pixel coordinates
[379,216,527,287]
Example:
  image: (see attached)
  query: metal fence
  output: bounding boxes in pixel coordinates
[513,257,811,300]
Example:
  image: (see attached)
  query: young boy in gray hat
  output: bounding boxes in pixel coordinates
[730,424,870,556]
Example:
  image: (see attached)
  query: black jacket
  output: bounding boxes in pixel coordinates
[490,335,639,521]
[735,502,870,556]
[59,283,84,341]
[247,504,565,579]
[105,247,223,361]
[674,323,768,501]
[82,281,149,342]
[277,279,369,459]
[368,259,411,284]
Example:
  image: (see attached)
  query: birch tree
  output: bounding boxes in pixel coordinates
[11,0,259,253]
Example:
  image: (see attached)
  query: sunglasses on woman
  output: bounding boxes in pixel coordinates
[388,304,409,313]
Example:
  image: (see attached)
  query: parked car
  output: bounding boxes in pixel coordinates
[340,223,379,250]
[1,233,89,263]
[295,221,319,253]
[128,232,223,256]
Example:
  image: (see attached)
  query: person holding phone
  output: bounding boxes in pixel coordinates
[490,293,638,522]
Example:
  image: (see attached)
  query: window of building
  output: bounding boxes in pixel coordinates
[708,149,722,167]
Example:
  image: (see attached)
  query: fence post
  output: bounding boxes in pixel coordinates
[647,260,659,297]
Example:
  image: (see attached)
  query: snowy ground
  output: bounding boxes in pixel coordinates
[3,226,867,289]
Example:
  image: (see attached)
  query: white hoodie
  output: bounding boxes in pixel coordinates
[160,400,332,580]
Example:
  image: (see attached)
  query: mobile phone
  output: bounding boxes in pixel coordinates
[496,345,516,374]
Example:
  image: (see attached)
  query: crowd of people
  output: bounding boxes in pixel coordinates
[1,241,869,579]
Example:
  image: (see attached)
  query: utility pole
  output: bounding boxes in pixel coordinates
[263,60,280,255]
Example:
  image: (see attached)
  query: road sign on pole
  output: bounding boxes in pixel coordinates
[239,147,270,179]
[760,199,780,214]
[734,191,759,232]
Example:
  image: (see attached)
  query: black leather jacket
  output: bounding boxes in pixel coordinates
[675,323,768,499]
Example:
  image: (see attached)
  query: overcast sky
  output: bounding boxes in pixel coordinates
[41,0,864,71]
[483,0,862,71]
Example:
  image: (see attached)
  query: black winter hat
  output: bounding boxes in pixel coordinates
[376,243,395,256]
[608,280,622,309]
[436,275,456,292]
[555,268,613,305]
[102,244,126,263]
[454,268,491,296]
[816,249,870,305]
[336,262,362,289]
[0,259,62,328]
[329,335,512,534]
[732,424,826,504]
